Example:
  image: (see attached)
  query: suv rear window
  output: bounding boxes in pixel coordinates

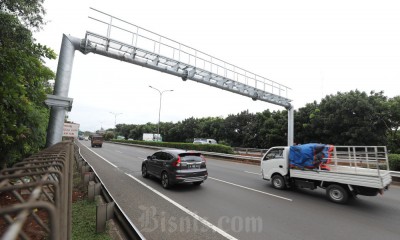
[179,153,202,162]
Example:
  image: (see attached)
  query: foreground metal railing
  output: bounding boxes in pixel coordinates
[0,141,74,240]
[0,140,144,240]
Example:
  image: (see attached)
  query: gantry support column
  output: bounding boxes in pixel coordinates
[46,35,82,147]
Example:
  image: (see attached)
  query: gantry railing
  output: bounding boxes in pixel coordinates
[83,8,292,108]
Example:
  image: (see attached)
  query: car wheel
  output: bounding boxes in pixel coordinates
[193,181,203,186]
[326,184,349,204]
[161,171,170,189]
[271,174,286,190]
[142,165,149,178]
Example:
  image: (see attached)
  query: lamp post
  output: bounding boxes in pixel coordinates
[110,112,122,138]
[149,86,173,134]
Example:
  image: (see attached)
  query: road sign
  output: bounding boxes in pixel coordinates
[63,123,80,138]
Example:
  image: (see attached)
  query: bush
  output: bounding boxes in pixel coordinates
[389,154,400,171]
[111,140,234,154]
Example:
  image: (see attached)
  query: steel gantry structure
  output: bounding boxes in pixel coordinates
[46,8,294,147]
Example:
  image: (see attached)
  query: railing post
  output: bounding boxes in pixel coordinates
[67,142,74,240]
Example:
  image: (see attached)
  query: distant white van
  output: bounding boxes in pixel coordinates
[193,138,217,144]
[143,133,162,142]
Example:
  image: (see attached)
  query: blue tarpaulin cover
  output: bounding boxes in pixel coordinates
[289,143,333,170]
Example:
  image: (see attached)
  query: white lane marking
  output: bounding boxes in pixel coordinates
[209,177,292,202]
[126,174,238,240]
[116,150,123,153]
[244,171,262,175]
[137,157,146,161]
[82,145,118,168]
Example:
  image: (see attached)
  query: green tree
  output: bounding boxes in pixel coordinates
[104,131,115,141]
[387,96,400,153]
[224,110,257,147]
[166,122,183,142]
[180,117,199,142]
[294,101,320,144]
[0,7,56,167]
[159,122,175,142]
[116,124,133,139]
[0,0,46,30]
[195,117,224,141]
[308,90,388,145]
[254,109,287,148]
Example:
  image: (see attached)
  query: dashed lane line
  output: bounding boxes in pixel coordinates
[244,171,262,175]
[209,177,292,202]
[126,173,238,240]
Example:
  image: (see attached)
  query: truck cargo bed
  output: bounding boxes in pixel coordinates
[290,166,392,189]
[289,145,392,189]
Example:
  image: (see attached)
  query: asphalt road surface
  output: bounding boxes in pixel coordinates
[77,140,400,240]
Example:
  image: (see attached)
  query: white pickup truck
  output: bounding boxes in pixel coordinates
[261,144,392,203]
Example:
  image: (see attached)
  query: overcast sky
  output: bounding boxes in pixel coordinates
[34,0,400,132]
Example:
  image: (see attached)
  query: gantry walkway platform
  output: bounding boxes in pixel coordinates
[81,8,292,108]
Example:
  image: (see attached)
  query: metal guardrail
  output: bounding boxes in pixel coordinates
[233,147,268,156]
[111,141,262,161]
[391,171,400,178]
[0,141,74,240]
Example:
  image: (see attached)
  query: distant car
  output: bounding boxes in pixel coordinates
[142,149,208,189]
[78,135,84,140]
[193,138,217,144]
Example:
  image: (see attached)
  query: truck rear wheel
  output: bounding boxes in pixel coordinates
[326,184,349,204]
[271,174,286,190]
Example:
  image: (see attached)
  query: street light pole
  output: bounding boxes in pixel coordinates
[110,112,122,137]
[149,86,173,134]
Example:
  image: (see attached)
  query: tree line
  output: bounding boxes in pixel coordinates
[115,90,400,153]
[1,1,55,167]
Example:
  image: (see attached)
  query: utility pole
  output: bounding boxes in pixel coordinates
[109,112,122,131]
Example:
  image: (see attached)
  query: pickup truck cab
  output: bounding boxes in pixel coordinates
[261,144,392,204]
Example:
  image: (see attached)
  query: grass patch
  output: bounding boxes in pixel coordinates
[72,199,111,240]
[72,156,111,240]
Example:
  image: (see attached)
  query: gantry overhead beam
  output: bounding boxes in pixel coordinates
[83,8,292,108]
[46,8,294,147]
